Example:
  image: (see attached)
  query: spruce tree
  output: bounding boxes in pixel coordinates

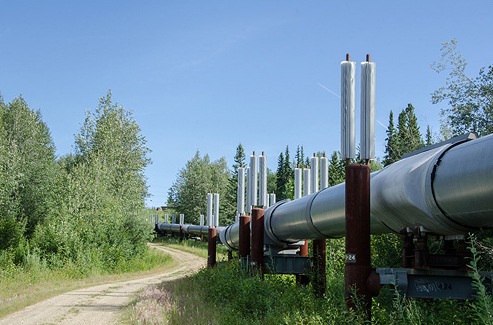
[383,111,399,166]
[425,125,433,146]
[275,146,293,200]
[275,151,286,200]
[328,151,345,186]
[223,144,245,224]
[405,103,424,153]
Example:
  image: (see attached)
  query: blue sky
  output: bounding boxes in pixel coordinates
[1,1,492,207]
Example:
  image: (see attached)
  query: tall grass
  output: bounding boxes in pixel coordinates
[127,237,493,324]
[0,245,172,318]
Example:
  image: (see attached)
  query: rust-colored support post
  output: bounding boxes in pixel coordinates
[179,225,184,242]
[312,239,327,297]
[239,215,251,259]
[296,241,310,286]
[345,164,372,317]
[300,240,309,256]
[251,207,264,275]
[207,227,217,268]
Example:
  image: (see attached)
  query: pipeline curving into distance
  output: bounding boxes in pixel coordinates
[220,133,493,250]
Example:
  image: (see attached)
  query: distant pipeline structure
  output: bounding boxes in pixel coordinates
[218,132,493,250]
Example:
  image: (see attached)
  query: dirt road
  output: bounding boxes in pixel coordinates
[0,245,205,325]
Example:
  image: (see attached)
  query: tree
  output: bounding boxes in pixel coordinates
[223,144,246,224]
[328,151,345,186]
[395,104,424,158]
[168,151,230,225]
[74,92,151,215]
[275,146,293,200]
[0,96,57,245]
[432,39,493,137]
[383,111,399,166]
[295,145,306,168]
[33,92,153,267]
[425,125,433,146]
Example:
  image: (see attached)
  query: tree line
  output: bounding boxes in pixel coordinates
[0,92,152,273]
[168,39,493,226]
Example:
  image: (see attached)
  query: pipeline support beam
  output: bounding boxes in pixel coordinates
[313,239,327,297]
[251,208,265,275]
[207,227,217,268]
[345,164,372,316]
[239,215,251,259]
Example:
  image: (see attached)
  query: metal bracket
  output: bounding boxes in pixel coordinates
[377,268,493,299]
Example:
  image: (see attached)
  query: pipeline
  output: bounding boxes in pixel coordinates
[157,223,226,236]
[220,133,493,250]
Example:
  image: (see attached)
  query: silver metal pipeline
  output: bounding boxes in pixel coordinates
[156,223,226,236]
[220,133,493,250]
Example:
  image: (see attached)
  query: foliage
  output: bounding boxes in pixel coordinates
[383,111,399,166]
[223,144,246,225]
[275,146,293,200]
[383,103,425,168]
[295,145,307,168]
[468,233,493,324]
[26,92,153,271]
[131,239,487,324]
[432,39,493,137]
[168,151,230,225]
[396,103,424,157]
[0,96,57,247]
[328,151,345,186]
[0,245,171,319]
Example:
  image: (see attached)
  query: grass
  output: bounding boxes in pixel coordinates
[0,245,172,319]
[125,237,493,324]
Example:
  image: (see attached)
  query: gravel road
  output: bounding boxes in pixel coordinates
[0,244,206,325]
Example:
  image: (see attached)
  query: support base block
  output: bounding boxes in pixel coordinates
[377,268,493,299]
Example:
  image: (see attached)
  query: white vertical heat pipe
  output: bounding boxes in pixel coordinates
[214,193,220,227]
[199,214,204,226]
[360,57,376,161]
[320,156,329,189]
[237,167,245,215]
[259,153,267,207]
[249,152,258,209]
[294,167,302,199]
[179,214,184,225]
[341,57,356,159]
[303,168,311,196]
[310,155,319,194]
[207,193,213,227]
[245,167,251,214]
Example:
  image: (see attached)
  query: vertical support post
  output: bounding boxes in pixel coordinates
[239,215,251,260]
[313,238,327,297]
[345,164,371,317]
[207,227,217,268]
[179,225,184,242]
[251,207,264,276]
[296,240,310,286]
